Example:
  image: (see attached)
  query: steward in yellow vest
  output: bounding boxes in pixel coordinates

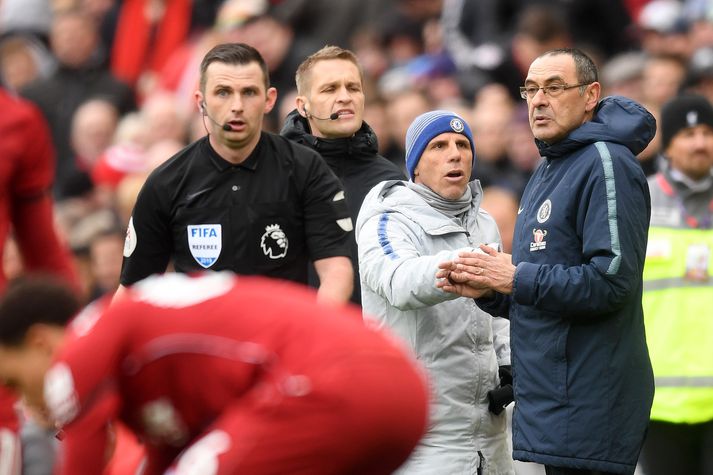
[640,93,713,475]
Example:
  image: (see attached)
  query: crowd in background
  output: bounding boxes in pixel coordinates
[0,2,712,475]
[0,0,709,302]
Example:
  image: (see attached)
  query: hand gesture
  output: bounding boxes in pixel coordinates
[436,244,515,296]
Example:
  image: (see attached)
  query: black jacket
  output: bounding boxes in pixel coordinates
[281,109,405,304]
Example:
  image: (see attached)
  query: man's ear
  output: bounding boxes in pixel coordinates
[295,96,309,118]
[264,87,278,114]
[585,82,602,113]
[194,92,205,114]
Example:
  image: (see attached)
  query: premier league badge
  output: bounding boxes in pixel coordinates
[260,224,289,259]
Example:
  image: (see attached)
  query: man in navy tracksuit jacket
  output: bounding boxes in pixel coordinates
[437,49,655,475]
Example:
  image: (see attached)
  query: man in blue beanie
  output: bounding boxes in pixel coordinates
[356,110,514,474]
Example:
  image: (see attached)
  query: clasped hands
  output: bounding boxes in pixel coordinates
[436,244,515,299]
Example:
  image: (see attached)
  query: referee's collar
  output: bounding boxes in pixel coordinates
[203,134,263,172]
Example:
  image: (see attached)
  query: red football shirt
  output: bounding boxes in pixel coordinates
[0,87,77,291]
[48,273,425,474]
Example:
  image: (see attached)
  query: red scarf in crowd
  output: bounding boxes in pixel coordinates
[111,0,192,87]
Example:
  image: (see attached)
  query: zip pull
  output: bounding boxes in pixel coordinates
[477,450,485,475]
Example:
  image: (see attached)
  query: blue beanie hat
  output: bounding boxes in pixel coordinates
[405,110,476,181]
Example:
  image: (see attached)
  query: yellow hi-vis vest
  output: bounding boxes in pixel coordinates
[643,224,713,423]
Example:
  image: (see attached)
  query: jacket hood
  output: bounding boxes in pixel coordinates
[537,95,656,159]
[280,109,379,159]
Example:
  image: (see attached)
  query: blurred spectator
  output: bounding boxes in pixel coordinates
[143,138,184,172]
[370,0,457,103]
[21,7,135,201]
[363,97,400,162]
[276,88,299,124]
[480,185,519,254]
[443,0,634,102]
[639,93,713,475]
[384,89,433,167]
[684,1,713,51]
[685,45,713,104]
[623,0,650,22]
[157,30,222,114]
[80,0,117,22]
[91,111,186,210]
[600,50,647,103]
[90,111,147,196]
[88,227,124,300]
[471,83,529,196]
[504,106,541,194]
[637,106,665,177]
[564,0,636,59]
[66,208,122,301]
[489,4,572,102]
[642,53,688,109]
[107,0,193,97]
[471,97,512,178]
[472,82,513,117]
[350,27,392,80]
[636,0,692,59]
[114,173,146,226]
[274,0,393,49]
[441,0,513,78]
[374,10,432,98]
[636,53,689,177]
[140,91,190,146]
[91,142,146,206]
[92,135,181,207]
[0,0,52,41]
[0,35,55,92]
[113,110,149,147]
[70,98,119,173]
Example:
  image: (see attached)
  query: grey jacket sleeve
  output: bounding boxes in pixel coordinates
[357,211,468,310]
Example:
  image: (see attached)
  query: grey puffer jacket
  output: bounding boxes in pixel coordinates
[356,180,513,475]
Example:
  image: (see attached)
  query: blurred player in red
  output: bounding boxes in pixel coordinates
[0,272,429,475]
[0,86,78,474]
[0,86,77,291]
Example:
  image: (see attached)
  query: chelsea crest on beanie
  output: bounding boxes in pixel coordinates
[404,110,476,181]
[661,93,713,150]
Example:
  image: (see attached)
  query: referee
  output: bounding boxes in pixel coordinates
[118,43,353,303]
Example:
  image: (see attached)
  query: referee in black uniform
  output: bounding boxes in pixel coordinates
[118,43,353,303]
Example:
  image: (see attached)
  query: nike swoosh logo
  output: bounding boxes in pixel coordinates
[517,206,524,215]
[186,187,213,201]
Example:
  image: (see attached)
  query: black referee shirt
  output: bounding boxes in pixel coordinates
[120,132,352,285]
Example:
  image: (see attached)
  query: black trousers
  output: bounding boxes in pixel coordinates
[639,419,713,475]
[544,466,620,475]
